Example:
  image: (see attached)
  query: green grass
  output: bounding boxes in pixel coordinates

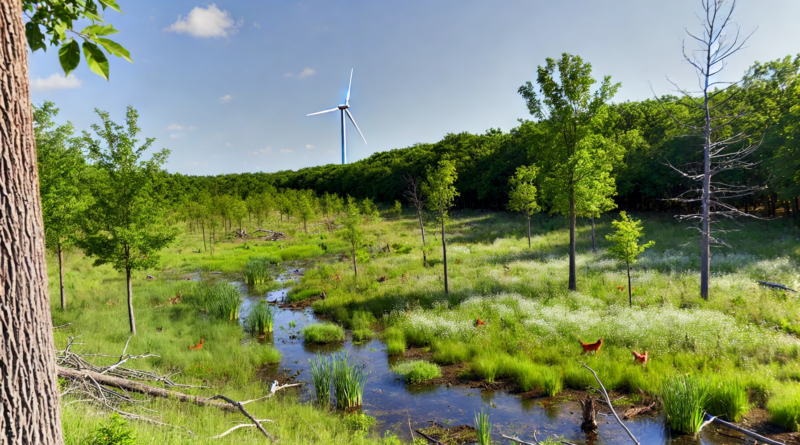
[303,323,345,344]
[473,409,492,445]
[287,288,322,303]
[391,360,442,383]
[382,327,406,355]
[309,354,333,406]
[705,377,750,422]
[331,353,369,409]
[185,281,242,321]
[768,385,800,431]
[244,256,274,286]
[352,328,374,342]
[245,300,274,334]
[662,375,710,434]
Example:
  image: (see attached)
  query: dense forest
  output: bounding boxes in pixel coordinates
[157,54,800,218]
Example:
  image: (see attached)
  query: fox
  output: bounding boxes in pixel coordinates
[578,337,603,355]
[189,338,204,350]
[632,350,648,366]
[475,318,486,327]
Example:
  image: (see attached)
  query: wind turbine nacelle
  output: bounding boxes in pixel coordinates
[337,104,349,110]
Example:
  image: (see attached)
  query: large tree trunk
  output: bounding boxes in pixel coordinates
[58,242,65,310]
[568,197,577,291]
[0,1,65,442]
[700,70,712,301]
[441,211,449,294]
[126,262,136,335]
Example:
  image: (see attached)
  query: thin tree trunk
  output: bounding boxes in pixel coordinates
[210,229,214,256]
[441,211,449,294]
[202,221,207,252]
[417,207,428,266]
[591,217,596,252]
[351,240,358,279]
[0,1,64,440]
[126,263,136,335]
[627,260,632,308]
[58,242,65,311]
[568,197,577,291]
[303,217,307,234]
[527,215,531,249]
[700,58,712,300]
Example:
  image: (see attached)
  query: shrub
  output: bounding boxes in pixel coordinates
[768,386,800,431]
[352,328,374,342]
[392,360,442,384]
[303,323,345,344]
[662,375,709,434]
[90,413,135,445]
[244,257,273,286]
[383,327,406,355]
[245,300,274,334]
[706,378,749,422]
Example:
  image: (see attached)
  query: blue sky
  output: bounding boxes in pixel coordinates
[28,0,800,175]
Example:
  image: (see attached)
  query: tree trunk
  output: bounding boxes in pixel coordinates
[351,241,358,279]
[0,1,65,441]
[126,263,136,335]
[58,242,65,311]
[700,70,712,300]
[580,395,598,431]
[201,221,207,252]
[527,215,531,249]
[417,207,428,266]
[303,217,307,234]
[591,217,596,252]
[210,229,214,256]
[627,260,632,308]
[568,197,577,291]
[441,211,449,295]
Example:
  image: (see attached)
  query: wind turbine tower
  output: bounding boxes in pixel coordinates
[307,69,367,164]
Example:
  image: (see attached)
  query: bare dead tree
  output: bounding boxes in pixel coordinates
[403,173,429,267]
[656,0,763,299]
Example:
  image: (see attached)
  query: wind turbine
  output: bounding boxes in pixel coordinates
[307,69,367,165]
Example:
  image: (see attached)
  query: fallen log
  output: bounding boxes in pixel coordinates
[622,402,656,419]
[57,366,235,411]
[757,280,797,292]
[702,413,785,445]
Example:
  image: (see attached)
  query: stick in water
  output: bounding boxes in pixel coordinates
[579,361,639,445]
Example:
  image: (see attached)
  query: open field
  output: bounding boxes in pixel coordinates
[51,209,800,442]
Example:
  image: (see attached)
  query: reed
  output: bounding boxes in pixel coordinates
[309,354,333,407]
[473,408,492,445]
[243,257,273,286]
[331,352,369,409]
[662,375,709,434]
[245,300,274,334]
[705,378,749,422]
[189,282,242,321]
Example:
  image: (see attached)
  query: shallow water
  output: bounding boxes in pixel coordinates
[232,271,750,445]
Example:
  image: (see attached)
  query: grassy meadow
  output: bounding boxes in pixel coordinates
[50,208,800,441]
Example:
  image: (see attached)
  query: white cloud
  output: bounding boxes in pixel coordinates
[167,124,197,131]
[219,94,233,103]
[280,148,293,154]
[226,142,233,147]
[170,133,185,139]
[31,73,82,91]
[305,144,314,150]
[284,67,316,79]
[164,4,236,38]
[253,22,261,28]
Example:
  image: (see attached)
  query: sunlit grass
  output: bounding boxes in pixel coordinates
[391,360,442,384]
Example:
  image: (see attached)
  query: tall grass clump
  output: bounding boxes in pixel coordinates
[383,327,406,355]
[331,352,369,409]
[245,300,274,334]
[662,375,709,434]
[243,257,273,286]
[391,360,442,384]
[768,386,800,431]
[303,323,345,343]
[705,378,749,422]
[309,354,333,406]
[473,409,492,445]
[188,282,242,321]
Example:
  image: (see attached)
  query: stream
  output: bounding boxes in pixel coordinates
[227,269,752,445]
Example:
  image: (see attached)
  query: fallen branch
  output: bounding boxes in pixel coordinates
[702,413,785,445]
[622,402,656,419]
[414,429,445,444]
[210,395,275,441]
[580,361,639,445]
[53,323,72,330]
[210,419,275,439]
[757,280,797,292]
[497,428,578,445]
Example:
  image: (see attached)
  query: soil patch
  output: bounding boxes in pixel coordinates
[416,422,477,445]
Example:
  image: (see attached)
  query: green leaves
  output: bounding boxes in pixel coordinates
[605,211,654,266]
[25,22,46,52]
[82,41,109,80]
[59,39,81,76]
[507,164,540,216]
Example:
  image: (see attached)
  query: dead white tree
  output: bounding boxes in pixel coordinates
[403,173,429,267]
[656,0,762,299]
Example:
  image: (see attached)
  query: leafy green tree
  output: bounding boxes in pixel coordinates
[422,160,459,294]
[404,174,429,267]
[605,211,654,307]
[340,197,365,279]
[89,413,135,445]
[80,107,177,335]
[297,190,318,234]
[507,165,540,248]
[25,0,131,81]
[361,197,380,222]
[519,53,622,291]
[34,102,87,311]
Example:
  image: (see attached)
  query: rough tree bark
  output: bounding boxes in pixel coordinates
[0,1,65,442]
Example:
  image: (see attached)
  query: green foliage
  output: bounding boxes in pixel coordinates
[507,164,540,216]
[341,197,365,277]
[24,0,130,80]
[352,328,374,342]
[309,354,333,406]
[606,212,655,266]
[186,282,242,322]
[662,375,710,434]
[705,378,749,422]
[89,413,135,445]
[473,409,492,445]
[287,288,322,303]
[391,360,442,383]
[344,413,376,435]
[768,386,800,431]
[303,323,345,344]
[332,353,369,409]
[244,257,273,286]
[422,159,459,221]
[245,301,274,334]
[382,327,406,356]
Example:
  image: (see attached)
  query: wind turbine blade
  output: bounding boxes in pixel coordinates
[307,107,339,116]
[346,109,367,145]
[346,68,353,106]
